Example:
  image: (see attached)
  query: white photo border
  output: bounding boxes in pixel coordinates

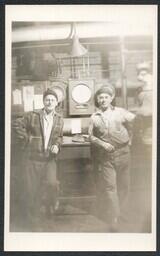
[5,4,157,251]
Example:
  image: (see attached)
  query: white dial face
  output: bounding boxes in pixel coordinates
[72,84,91,104]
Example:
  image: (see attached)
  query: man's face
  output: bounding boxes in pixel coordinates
[97,93,113,111]
[43,94,58,113]
[137,70,148,83]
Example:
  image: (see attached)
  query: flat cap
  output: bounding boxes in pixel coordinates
[43,88,58,101]
[95,85,115,97]
[94,85,115,107]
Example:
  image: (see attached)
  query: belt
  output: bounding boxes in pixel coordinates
[114,141,129,150]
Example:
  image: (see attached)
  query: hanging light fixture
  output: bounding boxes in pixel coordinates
[70,23,88,57]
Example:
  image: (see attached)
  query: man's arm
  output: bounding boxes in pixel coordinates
[50,116,63,154]
[123,109,136,145]
[88,118,115,152]
[55,117,64,147]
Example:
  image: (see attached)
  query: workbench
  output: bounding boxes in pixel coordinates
[57,136,96,202]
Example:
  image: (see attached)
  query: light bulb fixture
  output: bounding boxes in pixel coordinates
[70,23,88,57]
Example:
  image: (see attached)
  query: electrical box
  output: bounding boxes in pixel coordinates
[68,79,95,116]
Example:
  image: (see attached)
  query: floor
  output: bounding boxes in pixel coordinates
[10,142,152,233]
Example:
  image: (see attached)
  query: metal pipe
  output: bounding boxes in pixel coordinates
[12,22,152,43]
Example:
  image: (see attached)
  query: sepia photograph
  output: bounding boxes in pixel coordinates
[5,4,157,251]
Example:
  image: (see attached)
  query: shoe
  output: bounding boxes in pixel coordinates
[54,202,65,215]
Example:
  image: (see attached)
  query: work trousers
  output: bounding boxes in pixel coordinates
[22,156,58,219]
[94,145,130,221]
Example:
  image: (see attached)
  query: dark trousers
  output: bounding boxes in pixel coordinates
[22,157,58,219]
[95,145,130,221]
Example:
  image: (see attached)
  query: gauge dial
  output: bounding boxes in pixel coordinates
[72,84,91,104]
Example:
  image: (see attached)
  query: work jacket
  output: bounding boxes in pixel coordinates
[14,109,63,161]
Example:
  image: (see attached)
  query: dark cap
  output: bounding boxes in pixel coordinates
[95,85,115,107]
[43,88,58,101]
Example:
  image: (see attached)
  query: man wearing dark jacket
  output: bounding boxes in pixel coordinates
[15,88,63,222]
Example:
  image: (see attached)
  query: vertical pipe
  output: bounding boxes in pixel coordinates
[87,53,90,77]
[73,57,76,78]
[120,37,128,109]
[70,57,73,78]
[83,56,85,75]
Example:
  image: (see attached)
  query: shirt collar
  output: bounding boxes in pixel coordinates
[95,105,114,115]
[43,109,55,117]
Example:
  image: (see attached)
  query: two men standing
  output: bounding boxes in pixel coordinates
[14,70,150,231]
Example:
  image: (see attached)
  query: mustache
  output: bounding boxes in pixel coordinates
[99,101,109,104]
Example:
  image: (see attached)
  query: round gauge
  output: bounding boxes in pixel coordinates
[72,84,91,104]
[50,85,65,102]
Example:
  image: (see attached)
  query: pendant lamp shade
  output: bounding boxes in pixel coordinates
[70,24,88,57]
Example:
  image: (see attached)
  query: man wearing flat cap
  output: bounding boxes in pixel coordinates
[136,62,152,145]
[15,88,63,224]
[88,85,135,231]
